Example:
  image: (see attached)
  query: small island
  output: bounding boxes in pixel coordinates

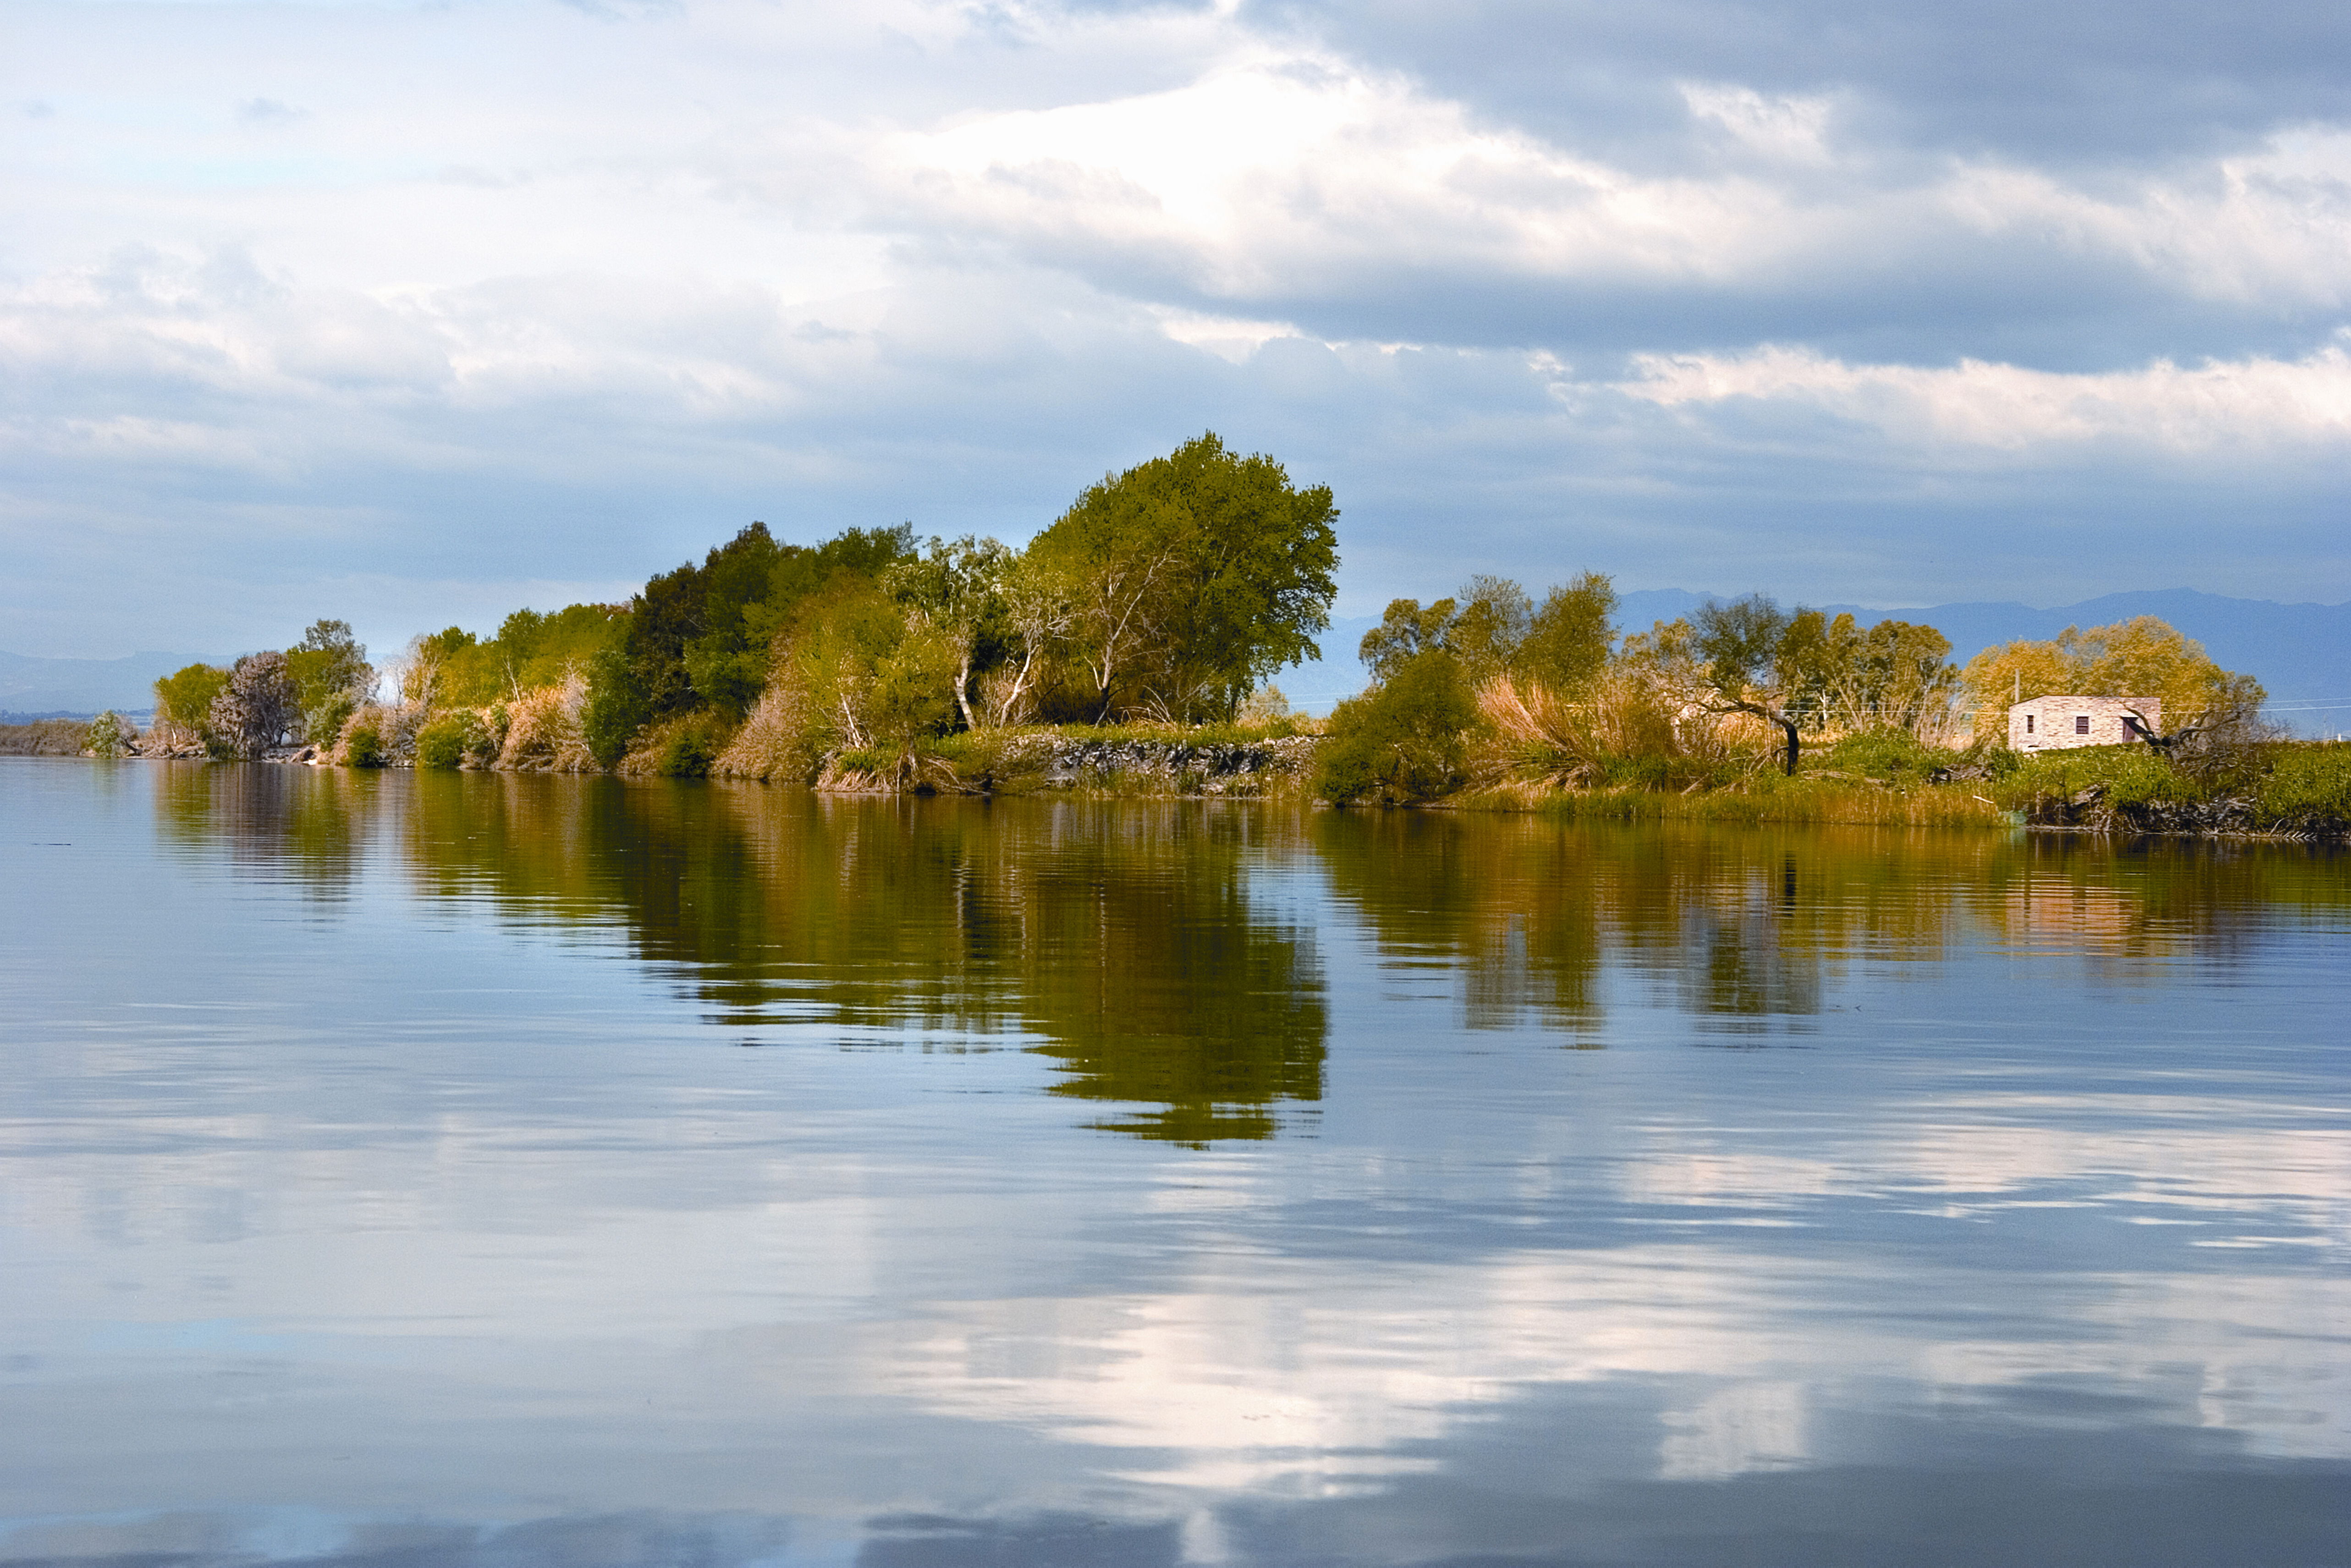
[27,433,2348,839]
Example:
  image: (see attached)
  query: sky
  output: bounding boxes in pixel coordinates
[4,0,2349,663]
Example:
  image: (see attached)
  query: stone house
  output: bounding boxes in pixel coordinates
[2008,694,2160,753]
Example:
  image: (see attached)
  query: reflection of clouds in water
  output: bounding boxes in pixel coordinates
[1659,1380,1807,1480]
[874,1242,2350,1492]
[1619,1100,2351,1249]
[1920,1272,2351,1460]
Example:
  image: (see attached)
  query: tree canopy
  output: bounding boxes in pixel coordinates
[1030,432,1338,721]
[1960,616,2264,740]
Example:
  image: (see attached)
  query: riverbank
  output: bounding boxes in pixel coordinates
[0,719,93,756]
[27,715,2351,837]
[759,727,1321,799]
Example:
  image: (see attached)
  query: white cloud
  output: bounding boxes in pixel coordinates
[1614,340,2351,452]
[1678,82,1838,163]
[6,0,2351,656]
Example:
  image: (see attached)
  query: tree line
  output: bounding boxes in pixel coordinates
[1316,580,2263,804]
[149,434,1341,773]
[138,430,2262,803]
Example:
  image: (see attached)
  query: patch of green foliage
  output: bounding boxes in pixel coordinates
[415,712,489,770]
[152,662,229,741]
[345,721,387,769]
[659,724,717,778]
[2253,744,2351,829]
[1315,649,1479,805]
[1815,725,1946,781]
[1996,745,2200,811]
[1993,740,2351,832]
[286,620,371,746]
[85,710,129,758]
[418,604,626,710]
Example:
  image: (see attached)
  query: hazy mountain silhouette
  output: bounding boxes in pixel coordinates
[0,649,213,718]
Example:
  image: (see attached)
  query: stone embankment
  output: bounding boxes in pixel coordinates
[118,737,341,764]
[1006,733,1319,794]
[826,733,1321,797]
[83,722,1319,798]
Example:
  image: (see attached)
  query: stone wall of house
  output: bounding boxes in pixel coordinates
[2009,695,2161,752]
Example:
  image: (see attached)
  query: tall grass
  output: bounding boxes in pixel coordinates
[1462,674,2005,825]
[1474,672,1766,792]
[1504,777,2008,827]
[494,671,596,772]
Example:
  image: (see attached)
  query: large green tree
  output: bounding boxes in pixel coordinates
[153,662,229,737]
[285,619,372,745]
[1360,574,1613,694]
[1030,433,1338,721]
[1518,573,1619,693]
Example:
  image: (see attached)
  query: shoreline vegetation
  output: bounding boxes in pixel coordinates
[15,433,2348,839]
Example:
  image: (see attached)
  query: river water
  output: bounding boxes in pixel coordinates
[3,759,2346,1567]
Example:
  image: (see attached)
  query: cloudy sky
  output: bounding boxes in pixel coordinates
[5,0,2348,661]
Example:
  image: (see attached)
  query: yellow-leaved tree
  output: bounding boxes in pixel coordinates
[1961,616,2264,741]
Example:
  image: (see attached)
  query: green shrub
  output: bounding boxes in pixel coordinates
[345,722,386,769]
[2254,744,2351,828]
[659,726,716,778]
[1817,725,1943,780]
[415,713,486,770]
[1996,745,2191,811]
[583,644,652,768]
[85,710,129,759]
[1315,650,1479,805]
[304,692,359,748]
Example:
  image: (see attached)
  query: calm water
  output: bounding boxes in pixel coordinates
[3,758,2347,1567]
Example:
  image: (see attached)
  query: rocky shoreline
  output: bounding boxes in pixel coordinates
[66,726,1323,798]
[2021,784,2348,841]
[25,721,2344,836]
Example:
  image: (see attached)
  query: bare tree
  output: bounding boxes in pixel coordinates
[987,554,1079,727]
[208,652,301,758]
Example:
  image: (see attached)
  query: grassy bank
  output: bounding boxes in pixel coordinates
[1455,775,2012,828]
[0,719,91,756]
[1994,739,2351,836]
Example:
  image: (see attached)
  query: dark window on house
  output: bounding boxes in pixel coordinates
[2075,715,2091,735]
[2025,714,2034,734]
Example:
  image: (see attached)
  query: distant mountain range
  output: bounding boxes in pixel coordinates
[11,587,2350,734]
[0,649,209,722]
[1281,589,2351,732]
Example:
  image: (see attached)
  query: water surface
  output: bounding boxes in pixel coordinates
[3,759,2346,1566]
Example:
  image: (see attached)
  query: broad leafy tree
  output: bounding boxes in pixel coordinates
[1315,649,1481,805]
[1960,616,2264,742]
[1031,433,1338,721]
[886,535,1015,730]
[1690,595,1809,776]
[152,663,230,739]
[1518,573,1619,693]
[286,619,372,745]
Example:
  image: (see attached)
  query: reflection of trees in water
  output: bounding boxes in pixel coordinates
[1313,811,1607,1034]
[153,762,391,902]
[1311,817,2346,1036]
[154,770,2348,1128]
[392,777,1326,1145]
[1992,836,2348,980]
